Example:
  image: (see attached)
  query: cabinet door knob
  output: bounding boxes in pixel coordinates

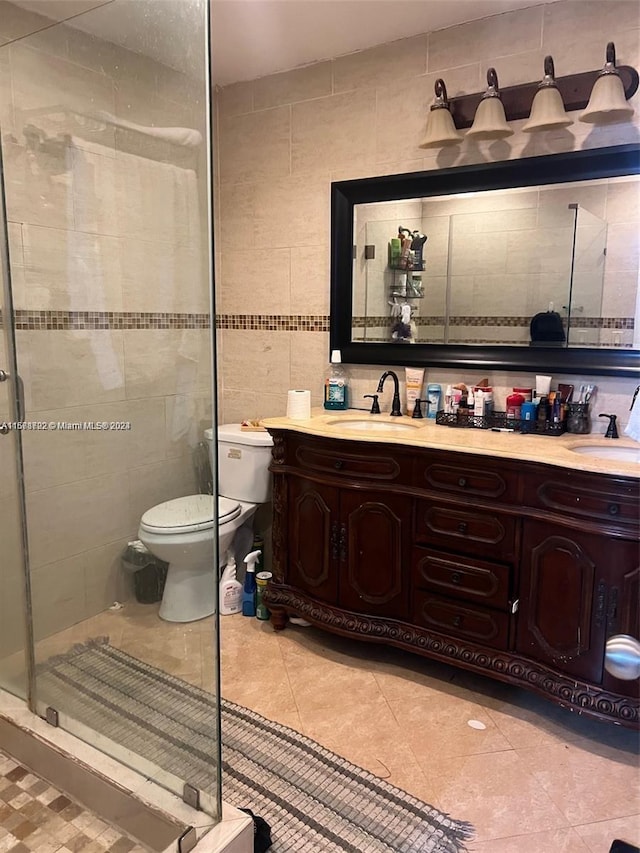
[608,503,620,516]
[339,523,347,562]
[330,521,339,560]
[453,615,463,628]
[334,460,344,470]
[458,522,468,534]
[451,572,463,584]
[458,477,467,487]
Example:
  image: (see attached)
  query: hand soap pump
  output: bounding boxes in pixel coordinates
[219,552,242,615]
[242,549,261,616]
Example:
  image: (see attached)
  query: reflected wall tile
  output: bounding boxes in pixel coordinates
[165,392,213,459]
[606,222,640,273]
[292,90,376,175]
[219,248,290,315]
[220,329,291,396]
[428,6,543,71]
[333,35,427,93]
[3,141,74,232]
[219,106,291,184]
[253,175,329,249]
[124,330,210,400]
[26,473,133,568]
[22,224,123,311]
[602,269,638,317]
[71,146,121,237]
[128,455,198,527]
[22,330,125,411]
[606,179,640,224]
[254,64,332,111]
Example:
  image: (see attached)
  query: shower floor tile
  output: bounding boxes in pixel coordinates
[0,750,149,853]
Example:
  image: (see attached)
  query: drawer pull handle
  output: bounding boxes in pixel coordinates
[453,615,463,628]
[334,460,344,470]
[458,522,468,534]
[608,503,620,516]
[458,477,467,487]
[451,572,463,584]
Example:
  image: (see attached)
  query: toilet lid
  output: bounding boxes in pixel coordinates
[140,495,241,534]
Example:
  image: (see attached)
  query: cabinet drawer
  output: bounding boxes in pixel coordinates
[293,441,406,482]
[417,457,519,503]
[528,470,640,531]
[412,591,511,650]
[412,548,511,610]
[415,501,516,560]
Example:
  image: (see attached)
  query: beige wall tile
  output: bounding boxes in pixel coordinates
[25,473,133,568]
[254,63,332,110]
[3,140,74,232]
[219,248,291,315]
[165,392,213,459]
[292,90,376,175]
[220,329,290,397]
[120,239,207,314]
[253,174,329,249]
[428,6,543,71]
[219,106,291,184]
[6,222,26,308]
[21,414,90,492]
[542,1,640,69]
[84,538,132,617]
[289,331,328,409]
[290,245,330,316]
[215,81,254,121]
[333,35,427,93]
[127,455,198,527]
[220,388,285,424]
[0,572,27,661]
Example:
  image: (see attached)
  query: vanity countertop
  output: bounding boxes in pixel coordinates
[262,409,640,479]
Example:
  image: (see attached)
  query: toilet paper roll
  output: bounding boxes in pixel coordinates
[286,389,311,420]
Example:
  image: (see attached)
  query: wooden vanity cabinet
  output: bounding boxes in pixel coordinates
[265,430,640,728]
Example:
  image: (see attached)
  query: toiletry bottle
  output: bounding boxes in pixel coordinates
[323,349,349,410]
[242,549,260,617]
[219,553,242,615]
[426,383,441,419]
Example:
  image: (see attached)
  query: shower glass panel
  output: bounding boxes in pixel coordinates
[0,0,221,822]
[568,206,607,347]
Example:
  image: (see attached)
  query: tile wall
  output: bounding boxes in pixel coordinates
[214,0,640,425]
[0,2,212,651]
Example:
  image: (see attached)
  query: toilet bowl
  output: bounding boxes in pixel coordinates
[138,424,273,623]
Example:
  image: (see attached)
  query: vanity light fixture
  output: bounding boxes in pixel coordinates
[466,68,514,140]
[523,56,572,132]
[580,42,635,124]
[419,78,463,148]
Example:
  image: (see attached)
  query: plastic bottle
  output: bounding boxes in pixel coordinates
[219,553,242,615]
[426,383,441,419]
[323,349,349,410]
[242,549,261,616]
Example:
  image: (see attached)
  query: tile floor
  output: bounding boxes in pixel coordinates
[3,600,640,853]
[0,749,149,853]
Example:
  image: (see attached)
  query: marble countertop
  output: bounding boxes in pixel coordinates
[262,409,640,479]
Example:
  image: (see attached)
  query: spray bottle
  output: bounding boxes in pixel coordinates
[219,552,242,615]
[242,549,261,617]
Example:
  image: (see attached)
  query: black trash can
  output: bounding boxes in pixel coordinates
[122,542,169,604]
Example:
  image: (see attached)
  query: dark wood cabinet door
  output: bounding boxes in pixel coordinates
[288,477,339,604]
[516,520,616,682]
[603,563,640,698]
[338,490,411,620]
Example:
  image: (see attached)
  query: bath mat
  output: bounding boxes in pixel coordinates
[37,639,473,853]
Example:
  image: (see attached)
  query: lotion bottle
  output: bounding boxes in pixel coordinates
[242,549,261,617]
[219,553,242,615]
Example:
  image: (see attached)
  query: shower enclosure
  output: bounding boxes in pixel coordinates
[0,0,222,823]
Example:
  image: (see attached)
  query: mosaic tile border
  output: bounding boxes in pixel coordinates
[353,315,634,329]
[0,311,331,332]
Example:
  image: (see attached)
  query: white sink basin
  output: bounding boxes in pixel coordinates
[326,418,422,433]
[570,444,640,463]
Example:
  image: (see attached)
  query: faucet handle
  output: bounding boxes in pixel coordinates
[364,394,380,415]
[599,413,619,439]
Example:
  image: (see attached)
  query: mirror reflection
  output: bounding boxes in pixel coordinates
[353,175,638,351]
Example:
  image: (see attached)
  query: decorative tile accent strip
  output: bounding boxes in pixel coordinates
[353,314,634,330]
[216,314,330,331]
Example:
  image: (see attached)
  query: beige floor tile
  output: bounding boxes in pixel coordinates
[574,815,640,852]
[516,737,640,826]
[431,751,569,842]
[468,827,590,852]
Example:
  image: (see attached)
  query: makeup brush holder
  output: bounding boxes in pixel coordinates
[567,402,591,434]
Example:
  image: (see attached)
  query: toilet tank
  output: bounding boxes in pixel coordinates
[205,424,273,504]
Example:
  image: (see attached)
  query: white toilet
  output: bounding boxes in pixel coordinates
[138,424,273,623]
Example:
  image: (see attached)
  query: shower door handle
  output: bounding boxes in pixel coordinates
[0,368,25,432]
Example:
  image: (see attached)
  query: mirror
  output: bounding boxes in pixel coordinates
[330,144,640,377]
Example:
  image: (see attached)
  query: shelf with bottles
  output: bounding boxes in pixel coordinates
[389,269,424,299]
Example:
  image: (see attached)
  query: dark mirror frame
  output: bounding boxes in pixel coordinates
[330,143,640,378]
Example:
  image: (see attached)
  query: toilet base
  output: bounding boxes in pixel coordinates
[159,559,216,623]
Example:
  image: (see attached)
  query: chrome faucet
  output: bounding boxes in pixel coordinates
[376,370,402,416]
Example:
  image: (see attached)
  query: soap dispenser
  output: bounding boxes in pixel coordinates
[242,549,261,616]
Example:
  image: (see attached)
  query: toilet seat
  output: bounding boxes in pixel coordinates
[139,494,241,535]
